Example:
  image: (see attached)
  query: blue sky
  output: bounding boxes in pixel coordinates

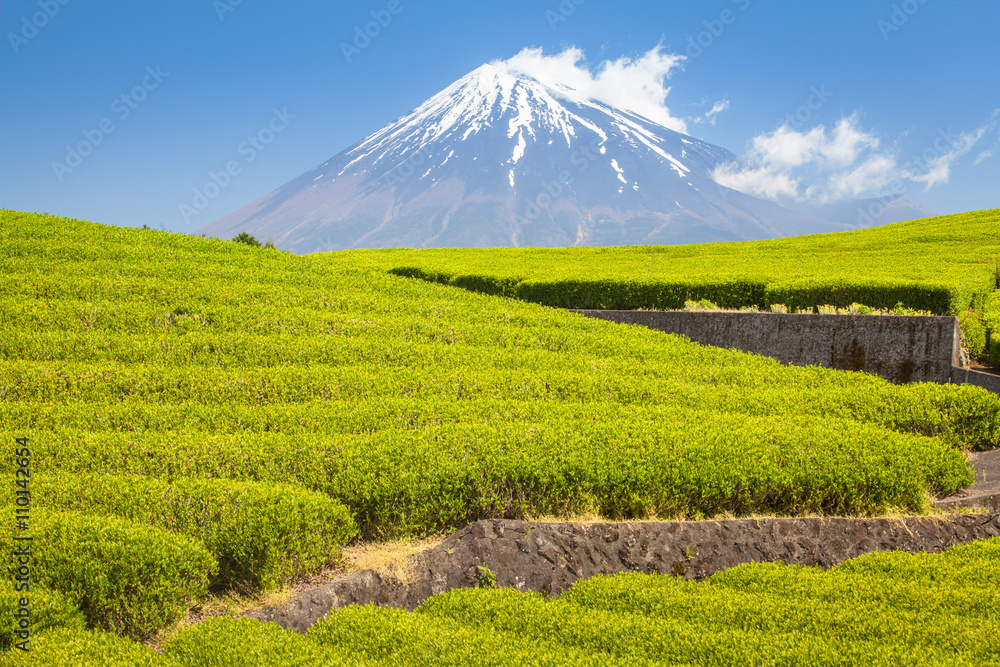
[1,0,998,234]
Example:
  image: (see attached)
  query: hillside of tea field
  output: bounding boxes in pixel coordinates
[354,208,1000,316]
[2,208,1000,657]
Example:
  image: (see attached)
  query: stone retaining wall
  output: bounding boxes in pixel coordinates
[249,515,1000,632]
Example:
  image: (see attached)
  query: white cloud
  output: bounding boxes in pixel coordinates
[974,150,993,166]
[711,163,800,200]
[827,154,898,199]
[499,46,688,133]
[704,99,730,126]
[740,114,880,172]
[712,111,998,203]
[689,99,730,126]
[822,116,882,168]
[907,125,989,188]
[747,125,828,169]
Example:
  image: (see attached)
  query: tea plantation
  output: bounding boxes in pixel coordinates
[2,208,999,662]
[361,208,1000,316]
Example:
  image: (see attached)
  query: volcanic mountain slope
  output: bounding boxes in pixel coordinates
[202,63,849,252]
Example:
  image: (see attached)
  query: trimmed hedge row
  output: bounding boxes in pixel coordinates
[397,269,985,321]
[307,603,637,666]
[512,276,964,315]
[320,417,973,538]
[410,540,1000,666]
[959,310,987,359]
[556,539,1000,665]
[0,508,215,639]
[10,420,980,541]
[26,473,358,590]
[12,411,972,540]
[0,628,163,666]
[164,617,363,666]
[5,374,1000,452]
[984,290,1000,365]
[16,537,996,666]
[378,209,1000,317]
[5,356,1000,451]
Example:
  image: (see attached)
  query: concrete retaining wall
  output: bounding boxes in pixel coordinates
[950,367,1000,394]
[572,310,964,385]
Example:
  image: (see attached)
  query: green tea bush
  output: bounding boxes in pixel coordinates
[27,473,357,590]
[321,414,971,538]
[449,273,521,298]
[309,604,641,666]
[411,537,1000,666]
[1,209,998,550]
[418,586,762,664]
[0,508,215,639]
[2,498,996,667]
[164,617,358,667]
[683,299,718,311]
[364,209,1000,316]
[0,583,84,650]
[983,290,1000,365]
[959,310,987,359]
[0,628,165,666]
[0,414,974,540]
[764,280,956,315]
[881,381,1000,451]
[513,278,767,311]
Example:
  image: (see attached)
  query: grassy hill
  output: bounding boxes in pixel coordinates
[2,208,1000,657]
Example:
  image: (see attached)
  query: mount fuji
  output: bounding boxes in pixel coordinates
[201,63,903,252]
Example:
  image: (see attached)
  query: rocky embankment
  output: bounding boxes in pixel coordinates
[250,511,1000,633]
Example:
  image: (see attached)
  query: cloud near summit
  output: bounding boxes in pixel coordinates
[712,111,1000,204]
[498,46,689,134]
[490,47,997,207]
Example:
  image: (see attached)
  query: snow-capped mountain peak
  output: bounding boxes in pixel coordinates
[201,62,846,252]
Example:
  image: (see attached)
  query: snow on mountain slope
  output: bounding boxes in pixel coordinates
[201,63,844,252]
